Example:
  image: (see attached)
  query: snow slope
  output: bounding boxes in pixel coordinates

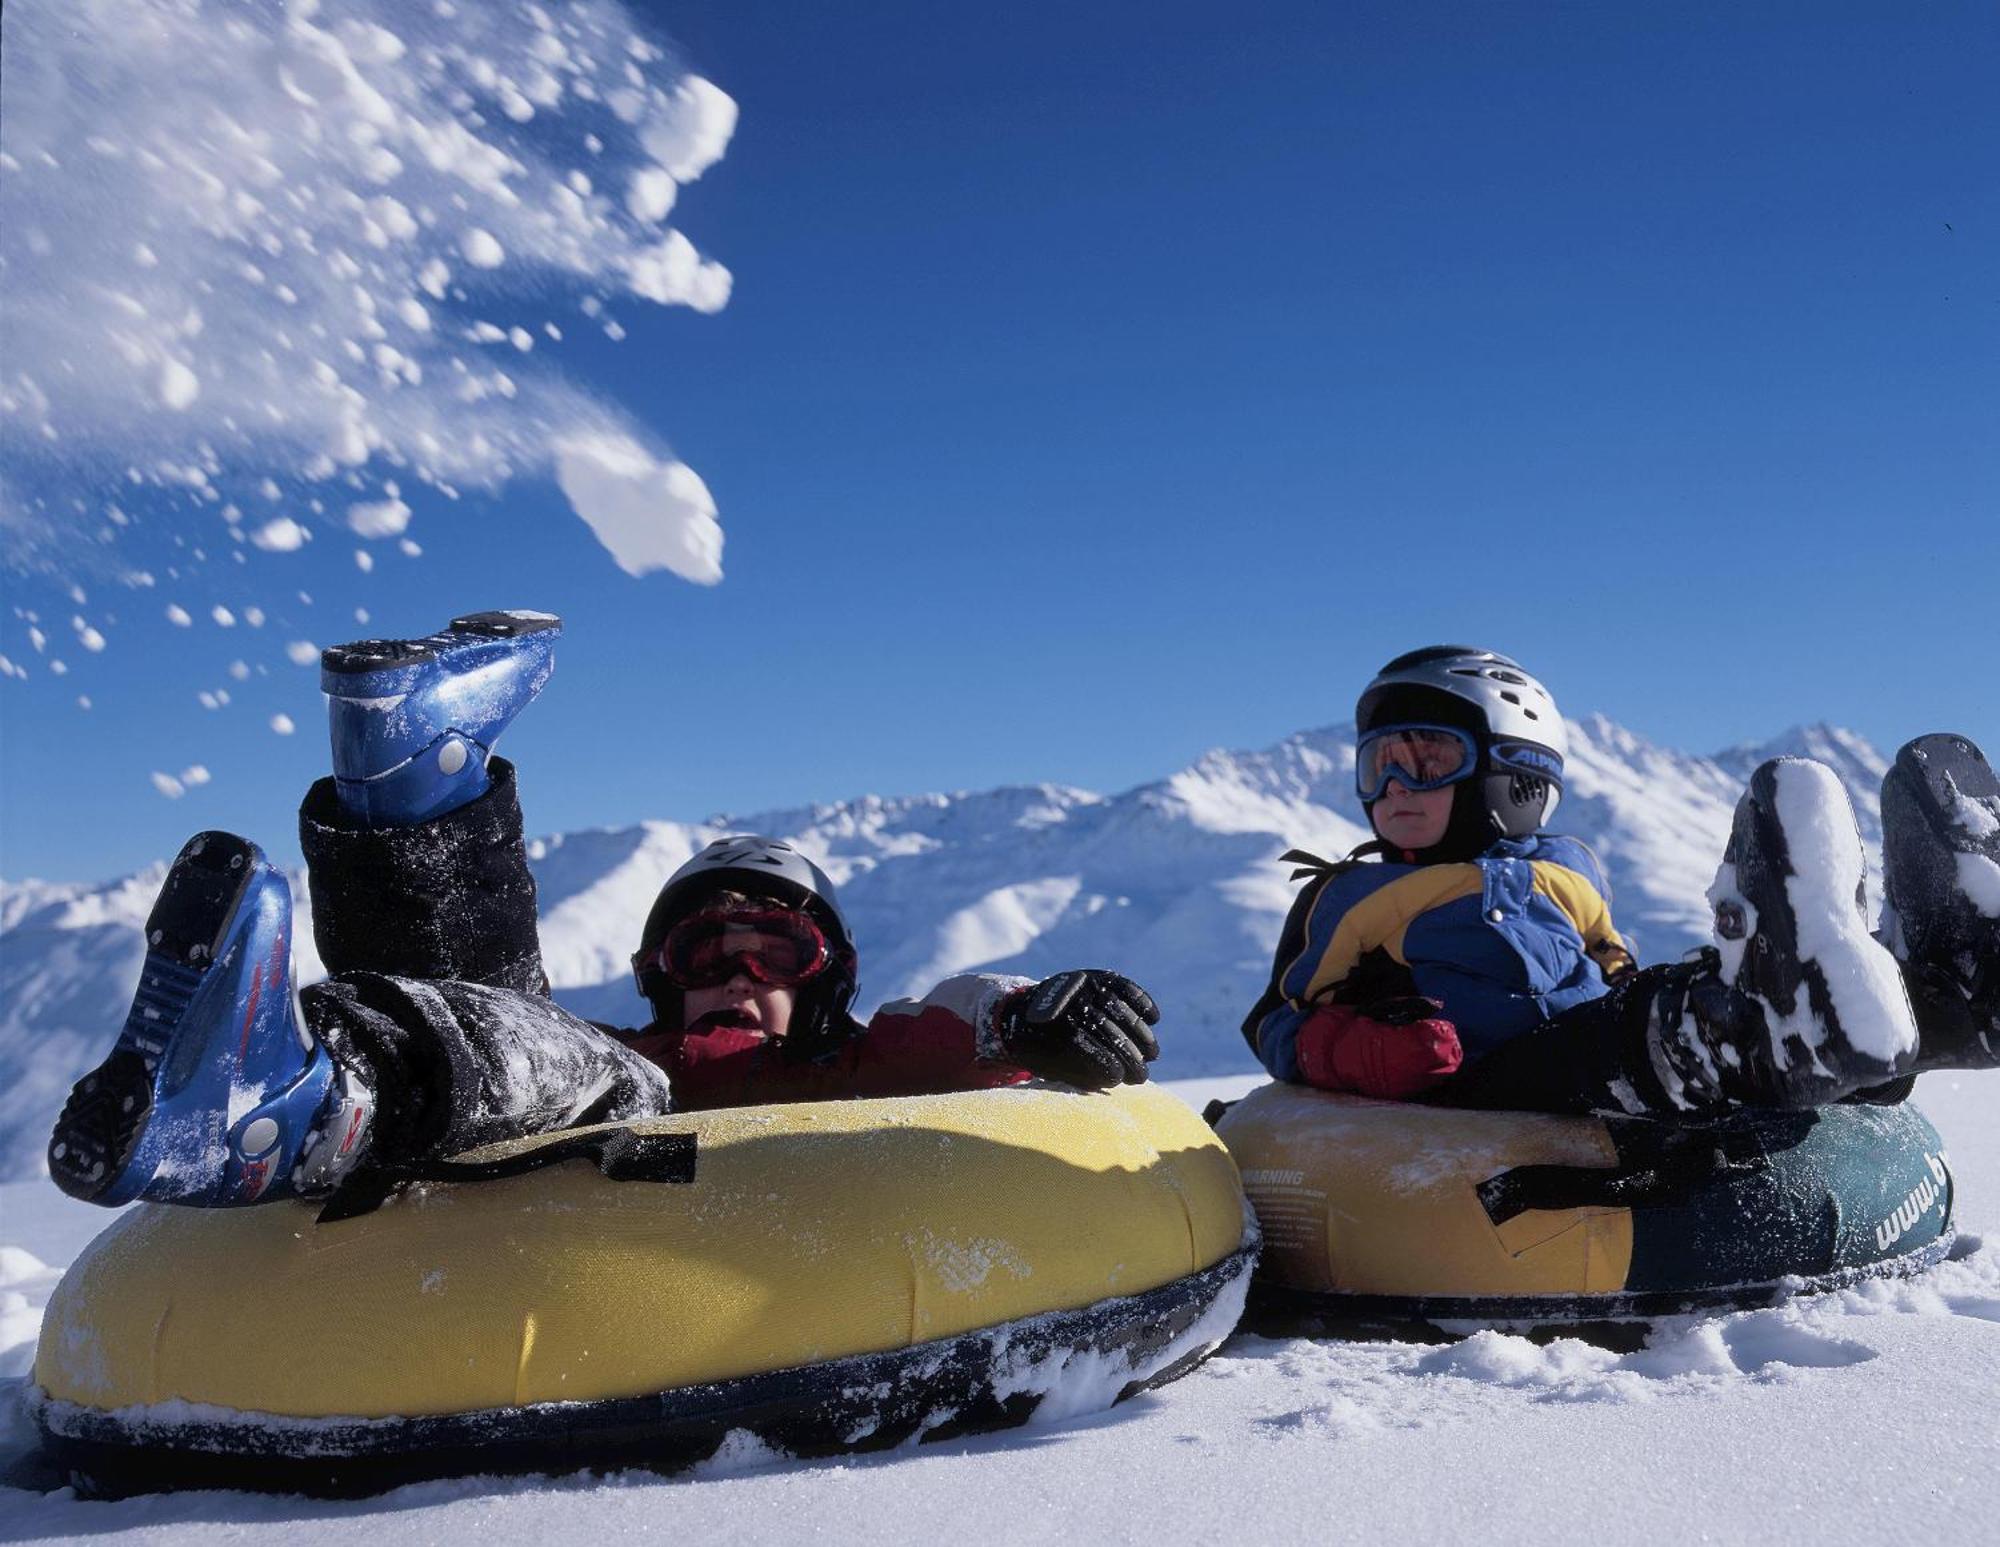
[0,716,1899,1182]
[2,1069,1996,1544]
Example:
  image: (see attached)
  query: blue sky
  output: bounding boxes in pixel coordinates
[3,0,1995,883]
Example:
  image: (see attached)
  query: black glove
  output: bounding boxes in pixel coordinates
[1001,970,1161,1089]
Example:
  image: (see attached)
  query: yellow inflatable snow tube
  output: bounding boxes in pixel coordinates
[1216,1079,1955,1327]
[35,1083,1252,1494]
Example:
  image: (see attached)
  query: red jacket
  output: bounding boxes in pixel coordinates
[615,973,1034,1110]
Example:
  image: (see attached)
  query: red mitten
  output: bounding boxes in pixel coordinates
[1294,1000,1463,1099]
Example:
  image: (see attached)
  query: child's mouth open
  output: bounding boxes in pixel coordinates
[691,1005,764,1034]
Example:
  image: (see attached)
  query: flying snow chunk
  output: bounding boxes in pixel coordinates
[211,605,236,627]
[460,229,506,268]
[2,3,742,588]
[165,605,192,627]
[642,77,738,182]
[180,765,211,788]
[347,497,412,538]
[271,713,295,735]
[157,359,200,410]
[627,166,677,223]
[355,549,375,573]
[250,516,309,552]
[285,640,319,666]
[623,230,731,313]
[150,771,185,799]
[553,433,722,583]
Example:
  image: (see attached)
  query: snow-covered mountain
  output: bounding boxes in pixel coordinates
[0,716,1897,1182]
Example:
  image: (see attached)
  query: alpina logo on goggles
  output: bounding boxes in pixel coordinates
[632,905,833,992]
[1355,725,1479,802]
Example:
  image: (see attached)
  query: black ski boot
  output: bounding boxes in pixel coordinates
[1648,758,1918,1109]
[1881,733,2000,1070]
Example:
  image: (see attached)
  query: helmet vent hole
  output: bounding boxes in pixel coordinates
[1523,707,1540,719]
[1500,690,1521,705]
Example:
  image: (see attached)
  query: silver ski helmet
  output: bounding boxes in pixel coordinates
[1355,645,1567,852]
[632,836,858,1038]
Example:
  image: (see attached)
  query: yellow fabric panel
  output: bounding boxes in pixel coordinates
[1530,860,1635,980]
[37,1084,1246,1420]
[1299,865,1486,1000]
[1218,1081,1633,1298]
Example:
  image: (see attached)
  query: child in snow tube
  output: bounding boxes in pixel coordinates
[1242,644,2000,1119]
[49,610,1168,1212]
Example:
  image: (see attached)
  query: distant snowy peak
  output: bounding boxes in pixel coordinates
[1714,722,1891,830]
[0,714,1901,1183]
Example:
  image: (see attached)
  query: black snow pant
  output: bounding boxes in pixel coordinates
[296,758,673,1170]
[1431,959,1938,1119]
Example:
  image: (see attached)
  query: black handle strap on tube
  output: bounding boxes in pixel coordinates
[317,1127,697,1224]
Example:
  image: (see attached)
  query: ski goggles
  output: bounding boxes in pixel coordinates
[1355,725,1480,802]
[633,905,833,992]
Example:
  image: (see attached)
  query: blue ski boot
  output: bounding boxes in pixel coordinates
[48,832,372,1207]
[1882,733,2000,1068]
[322,610,560,827]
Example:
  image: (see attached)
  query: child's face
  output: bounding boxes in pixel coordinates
[1371,779,1454,852]
[682,976,798,1039]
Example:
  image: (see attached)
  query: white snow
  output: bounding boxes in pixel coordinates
[1768,758,1918,1061]
[346,497,412,539]
[1,1072,1997,1541]
[1950,778,2000,841]
[156,359,200,410]
[627,167,679,223]
[459,229,507,270]
[271,715,296,737]
[0,0,739,581]
[1958,852,2000,920]
[552,432,723,582]
[251,517,310,553]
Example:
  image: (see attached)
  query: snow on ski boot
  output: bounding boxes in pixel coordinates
[1881,733,2000,1067]
[1676,756,1919,1107]
[48,832,371,1207]
[322,609,560,827]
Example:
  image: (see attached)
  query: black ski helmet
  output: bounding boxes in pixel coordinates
[632,835,859,1042]
[1354,645,1568,860]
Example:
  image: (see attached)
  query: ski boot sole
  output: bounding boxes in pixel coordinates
[1709,758,1916,1097]
[49,833,260,1203]
[320,612,560,677]
[1883,733,2000,968]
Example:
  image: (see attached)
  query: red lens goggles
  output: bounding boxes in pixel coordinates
[634,905,833,992]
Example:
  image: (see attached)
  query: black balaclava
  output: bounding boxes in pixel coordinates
[1358,685,1551,864]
